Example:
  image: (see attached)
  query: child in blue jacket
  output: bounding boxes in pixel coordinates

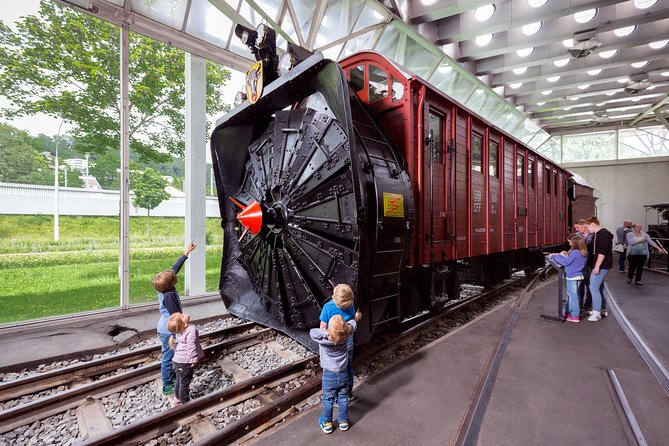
[549,234,587,322]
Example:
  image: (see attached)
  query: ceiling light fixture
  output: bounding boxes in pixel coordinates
[522,22,542,36]
[598,49,618,59]
[537,101,546,105]
[568,30,601,58]
[513,66,528,74]
[634,0,658,10]
[617,77,630,83]
[587,68,602,76]
[517,47,535,57]
[541,90,553,95]
[574,9,597,23]
[649,40,669,49]
[631,61,649,68]
[624,76,652,94]
[554,59,570,67]
[569,96,580,101]
[606,91,617,96]
[578,84,590,90]
[476,33,494,46]
[475,4,496,21]
[547,76,560,82]
[614,26,637,37]
[528,0,548,7]
[510,83,523,89]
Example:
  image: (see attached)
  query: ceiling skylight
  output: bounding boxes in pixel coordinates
[574,9,597,23]
[475,5,496,21]
[522,22,542,36]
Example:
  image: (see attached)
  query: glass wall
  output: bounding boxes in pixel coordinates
[539,125,669,164]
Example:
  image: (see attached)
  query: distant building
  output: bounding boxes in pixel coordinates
[64,158,88,173]
[79,175,102,190]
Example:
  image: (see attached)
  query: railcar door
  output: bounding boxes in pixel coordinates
[470,122,487,257]
[503,140,516,250]
[536,159,545,244]
[526,154,537,247]
[515,147,527,249]
[488,133,501,253]
[454,111,469,259]
[423,109,449,263]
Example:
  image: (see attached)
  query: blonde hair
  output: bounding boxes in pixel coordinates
[327,315,350,344]
[568,234,588,256]
[153,270,177,293]
[332,284,354,309]
[585,215,600,225]
[167,312,186,349]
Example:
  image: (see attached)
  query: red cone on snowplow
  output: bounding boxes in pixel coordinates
[236,200,263,235]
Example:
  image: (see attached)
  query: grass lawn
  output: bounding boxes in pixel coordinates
[0,250,223,324]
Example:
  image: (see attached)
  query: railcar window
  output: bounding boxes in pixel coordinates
[429,112,443,163]
[528,160,534,189]
[472,132,483,173]
[489,141,498,177]
[350,65,365,94]
[545,167,551,194]
[369,65,389,103]
[392,76,404,101]
[516,153,524,185]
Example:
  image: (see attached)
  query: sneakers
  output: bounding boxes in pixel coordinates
[588,311,602,321]
[162,382,175,395]
[635,282,643,286]
[566,316,580,323]
[602,309,608,317]
[319,418,333,434]
[339,421,350,431]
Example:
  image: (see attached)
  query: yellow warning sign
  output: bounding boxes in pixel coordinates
[383,192,404,217]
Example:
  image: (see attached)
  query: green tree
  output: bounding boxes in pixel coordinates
[0,1,231,164]
[131,168,170,236]
[88,151,120,190]
[0,123,53,185]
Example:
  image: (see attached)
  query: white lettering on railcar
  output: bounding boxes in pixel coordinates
[473,190,482,213]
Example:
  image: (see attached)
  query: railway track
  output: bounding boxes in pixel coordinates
[0,273,539,445]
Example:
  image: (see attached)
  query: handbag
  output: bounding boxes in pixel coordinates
[613,243,625,253]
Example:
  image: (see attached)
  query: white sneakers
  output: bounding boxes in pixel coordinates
[588,311,602,321]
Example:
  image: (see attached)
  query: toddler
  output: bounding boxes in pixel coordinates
[167,312,205,406]
[153,241,196,395]
[319,284,362,400]
[310,315,357,433]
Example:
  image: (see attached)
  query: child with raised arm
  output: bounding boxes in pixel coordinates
[319,284,362,401]
[153,241,196,396]
[311,315,357,433]
[549,234,587,322]
[167,312,204,406]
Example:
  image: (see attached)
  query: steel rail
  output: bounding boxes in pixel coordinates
[0,322,256,403]
[0,328,270,434]
[79,356,318,446]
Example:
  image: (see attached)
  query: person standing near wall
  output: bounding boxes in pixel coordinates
[615,220,634,273]
[625,223,668,285]
[585,216,613,322]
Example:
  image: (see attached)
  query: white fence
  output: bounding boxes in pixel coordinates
[0,183,221,217]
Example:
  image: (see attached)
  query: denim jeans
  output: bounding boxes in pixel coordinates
[347,338,354,396]
[321,369,349,424]
[589,268,609,312]
[566,279,581,318]
[580,266,592,309]
[618,251,627,271]
[172,361,194,403]
[160,333,175,391]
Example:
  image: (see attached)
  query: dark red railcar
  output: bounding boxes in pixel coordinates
[211,48,594,348]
